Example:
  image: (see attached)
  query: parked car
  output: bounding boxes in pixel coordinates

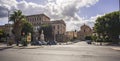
[47,40,57,45]
[31,41,42,46]
[31,40,48,45]
[40,41,47,45]
[86,40,91,44]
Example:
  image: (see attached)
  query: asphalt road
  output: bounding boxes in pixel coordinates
[0,41,120,61]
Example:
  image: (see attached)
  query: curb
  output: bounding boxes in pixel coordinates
[111,47,120,51]
[13,46,43,49]
[0,46,13,50]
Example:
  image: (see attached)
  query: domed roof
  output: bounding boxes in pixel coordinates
[81,24,90,29]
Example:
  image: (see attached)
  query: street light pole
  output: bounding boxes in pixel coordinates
[6,9,10,46]
[54,26,56,41]
[8,9,11,36]
[7,9,17,46]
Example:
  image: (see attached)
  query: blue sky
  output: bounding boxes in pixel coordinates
[0,0,119,31]
[78,0,119,19]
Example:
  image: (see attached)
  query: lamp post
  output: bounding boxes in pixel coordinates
[119,35,120,44]
[7,9,17,45]
[7,9,17,33]
[6,9,10,46]
[54,26,56,41]
[119,35,120,39]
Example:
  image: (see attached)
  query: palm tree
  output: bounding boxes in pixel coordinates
[9,10,25,46]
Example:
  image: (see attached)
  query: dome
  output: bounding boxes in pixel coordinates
[81,24,90,29]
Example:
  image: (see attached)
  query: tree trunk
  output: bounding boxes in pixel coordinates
[13,20,23,46]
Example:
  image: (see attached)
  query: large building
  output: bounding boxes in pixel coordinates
[0,14,66,42]
[26,14,50,32]
[77,24,93,40]
[51,20,66,42]
[26,14,50,40]
[26,14,66,42]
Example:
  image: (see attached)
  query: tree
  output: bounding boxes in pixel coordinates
[0,30,4,37]
[0,30,5,42]
[21,20,33,35]
[94,11,120,44]
[39,24,53,41]
[85,36,92,40]
[20,20,33,46]
[9,10,25,46]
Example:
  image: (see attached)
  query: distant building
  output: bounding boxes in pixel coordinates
[0,25,4,30]
[0,24,12,35]
[65,31,77,40]
[0,24,14,43]
[51,20,66,42]
[77,24,93,40]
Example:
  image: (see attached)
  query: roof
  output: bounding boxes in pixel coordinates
[26,14,50,19]
[81,24,90,29]
[51,20,66,26]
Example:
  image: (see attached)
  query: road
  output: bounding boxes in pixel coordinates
[0,41,120,61]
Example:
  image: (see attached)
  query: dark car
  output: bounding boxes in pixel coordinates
[31,41,42,46]
[40,41,47,45]
[86,40,92,44]
[31,41,47,45]
[47,40,57,45]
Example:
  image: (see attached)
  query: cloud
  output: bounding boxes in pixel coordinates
[0,17,8,25]
[0,0,15,18]
[0,6,8,18]
[66,14,103,31]
[0,0,99,31]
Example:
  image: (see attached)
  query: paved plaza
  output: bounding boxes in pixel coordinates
[0,41,120,61]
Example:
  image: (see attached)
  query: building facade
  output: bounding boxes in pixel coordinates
[0,24,12,35]
[0,24,14,43]
[51,20,66,42]
[26,14,50,40]
[65,31,77,40]
[77,24,93,40]
[26,14,50,32]
[26,14,66,42]
[0,14,66,42]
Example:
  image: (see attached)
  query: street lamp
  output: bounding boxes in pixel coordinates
[7,9,17,45]
[54,26,56,41]
[119,35,120,39]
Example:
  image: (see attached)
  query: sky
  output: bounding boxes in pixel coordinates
[0,0,119,31]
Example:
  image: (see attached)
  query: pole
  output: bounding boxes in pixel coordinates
[6,9,10,46]
[54,28,56,41]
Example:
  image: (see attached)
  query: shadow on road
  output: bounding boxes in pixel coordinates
[0,47,13,51]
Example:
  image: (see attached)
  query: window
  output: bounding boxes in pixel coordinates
[57,25,59,29]
[84,29,85,32]
[58,31,59,34]
[53,26,55,29]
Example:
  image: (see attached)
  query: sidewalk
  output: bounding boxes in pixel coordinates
[112,47,120,51]
[110,46,120,51]
[0,43,13,50]
[0,44,43,50]
[91,42,120,51]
